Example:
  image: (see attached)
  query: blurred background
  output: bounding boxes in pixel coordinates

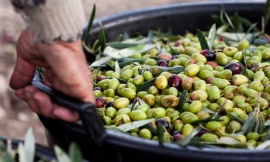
[0,0,265,146]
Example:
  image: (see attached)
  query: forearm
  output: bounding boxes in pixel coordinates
[10,0,86,43]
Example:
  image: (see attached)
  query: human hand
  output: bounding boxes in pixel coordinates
[9,30,96,122]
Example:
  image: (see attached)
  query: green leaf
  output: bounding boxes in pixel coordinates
[222,5,235,31]
[118,58,144,68]
[264,0,270,28]
[0,141,13,162]
[116,78,128,84]
[90,56,111,68]
[157,123,164,144]
[123,32,129,40]
[83,4,96,42]
[18,143,26,162]
[240,113,254,134]
[93,22,107,52]
[117,118,156,132]
[197,29,210,50]
[142,124,157,134]
[248,117,256,134]
[231,12,243,32]
[94,66,102,84]
[136,78,156,93]
[265,120,270,126]
[256,140,270,150]
[227,112,244,124]
[105,44,156,58]
[54,145,71,162]
[114,61,121,74]
[190,117,222,125]
[207,24,216,50]
[106,42,138,49]
[156,66,185,73]
[24,128,35,162]
[243,48,248,69]
[176,90,187,112]
[244,23,258,39]
[138,68,142,75]
[216,137,241,145]
[146,30,154,44]
[69,143,83,162]
[202,107,215,114]
[176,125,202,146]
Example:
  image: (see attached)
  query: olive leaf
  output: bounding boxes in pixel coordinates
[18,143,26,162]
[176,125,202,146]
[142,124,157,134]
[176,90,187,113]
[207,24,216,51]
[190,118,222,125]
[24,128,35,162]
[117,118,156,132]
[239,113,254,134]
[201,107,215,114]
[90,56,111,68]
[216,137,241,145]
[253,38,269,45]
[136,78,156,93]
[155,66,185,73]
[264,0,270,29]
[197,29,210,50]
[83,4,96,42]
[105,44,156,58]
[123,32,129,40]
[0,141,13,162]
[231,12,243,32]
[92,22,106,52]
[227,112,244,124]
[146,30,154,44]
[54,145,71,162]
[265,120,270,126]
[118,58,144,68]
[157,123,164,144]
[114,61,121,74]
[244,23,258,40]
[69,143,83,162]
[94,67,102,84]
[247,117,256,134]
[106,42,138,49]
[116,78,128,84]
[256,140,270,150]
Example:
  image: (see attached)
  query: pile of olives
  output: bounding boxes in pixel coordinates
[91,30,270,148]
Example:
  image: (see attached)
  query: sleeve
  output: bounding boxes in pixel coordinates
[10,0,86,44]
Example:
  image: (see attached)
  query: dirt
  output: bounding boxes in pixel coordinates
[0,0,203,146]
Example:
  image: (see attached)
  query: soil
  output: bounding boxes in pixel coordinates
[0,0,202,146]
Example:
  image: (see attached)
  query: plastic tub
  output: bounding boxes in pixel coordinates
[39,1,270,162]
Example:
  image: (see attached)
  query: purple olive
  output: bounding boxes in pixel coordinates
[200,49,216,61]
[155,118,170,129]
[157,60,168,67]
[225,62,242,75]
[198,129,209,136]
[96,97,105,108]
[106,102,114,108]
[171,131,184,141]
[97,75,106,82]
[168,74,182,89]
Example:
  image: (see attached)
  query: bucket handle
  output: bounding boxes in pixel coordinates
[31,67,106,147]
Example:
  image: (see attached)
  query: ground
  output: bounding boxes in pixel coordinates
[0,0,201,146]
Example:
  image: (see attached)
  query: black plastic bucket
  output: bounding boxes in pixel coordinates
[39,1,270,162]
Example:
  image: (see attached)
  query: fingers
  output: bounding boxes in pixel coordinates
[9,57,36,90]
[15,85,79,122]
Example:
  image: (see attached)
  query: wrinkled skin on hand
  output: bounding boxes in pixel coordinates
[9,30,96,122]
